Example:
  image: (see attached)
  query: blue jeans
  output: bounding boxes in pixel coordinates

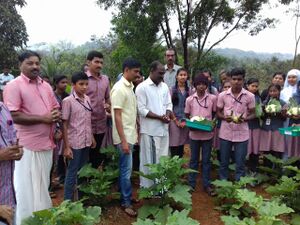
[64,147,90,200]
[189,139,212,189]
[219,139,248,181]
[117,144,133,207]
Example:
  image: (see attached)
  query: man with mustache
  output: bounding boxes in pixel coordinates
[136,61,173,188]
[85,51,111,168]
[3,50,61,225]
[164,49,181,88]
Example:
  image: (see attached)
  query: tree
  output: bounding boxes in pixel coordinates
[0,0,28,69]
[97,0,295,70]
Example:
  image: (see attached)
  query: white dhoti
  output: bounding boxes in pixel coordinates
[139,134,169,188]
[14,148,53,225]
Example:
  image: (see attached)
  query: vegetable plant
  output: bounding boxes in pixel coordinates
[22,200,101,225]
[78,145,120,206]
[221,189,294,225]
[136,156,197,224]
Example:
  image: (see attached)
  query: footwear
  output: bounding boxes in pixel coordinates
[131,198,140,204]
[204,186,216,196]
[121,205,137,217]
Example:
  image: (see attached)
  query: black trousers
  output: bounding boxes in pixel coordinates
[89,133,105,168]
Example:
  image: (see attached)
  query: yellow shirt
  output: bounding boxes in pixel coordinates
[111,76,137,145]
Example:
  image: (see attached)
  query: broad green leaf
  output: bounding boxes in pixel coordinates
[167,184,192,208]
[258,200,294,217]
[133,218,160,225]
[138,204,160,220]
[154,205,173,224]
[212,179,233,187]
[166,210,199,225]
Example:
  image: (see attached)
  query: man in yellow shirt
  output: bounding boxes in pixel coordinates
[111,58,141,217]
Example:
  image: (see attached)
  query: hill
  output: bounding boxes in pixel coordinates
[213,48,293,61]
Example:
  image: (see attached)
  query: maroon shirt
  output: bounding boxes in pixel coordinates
[86,70,110,134]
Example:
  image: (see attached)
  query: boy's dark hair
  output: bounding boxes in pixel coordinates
[53,75,68,84]
[149,61,162,73]
[18,50,41,63]
[230,67,246,78]
[122,58,141,72]
[86,51,103,61]
[71,72,88,84]
[273,72,286,81]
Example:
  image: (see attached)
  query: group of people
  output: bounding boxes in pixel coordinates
[0,48,300,224]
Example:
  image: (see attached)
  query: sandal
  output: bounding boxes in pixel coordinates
[131,198,140,204]
[121,205,137,217]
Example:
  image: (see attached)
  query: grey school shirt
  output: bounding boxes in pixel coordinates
[164,64,181,88]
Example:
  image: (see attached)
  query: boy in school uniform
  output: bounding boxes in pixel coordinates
[217,68,256,181]
[62,72,96,200]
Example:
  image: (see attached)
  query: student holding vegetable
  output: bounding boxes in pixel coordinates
[217,68,256,181]
[185,74,217,195]
[260,84,287,162]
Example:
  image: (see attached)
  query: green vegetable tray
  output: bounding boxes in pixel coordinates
[279,127,300,137]
[182,119,213,132]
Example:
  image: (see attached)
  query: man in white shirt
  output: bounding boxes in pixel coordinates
[163,49,181,88]
[136,61,173,188]
[0,67,14,100]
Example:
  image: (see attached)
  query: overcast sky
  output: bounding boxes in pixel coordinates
[18,0,298,54]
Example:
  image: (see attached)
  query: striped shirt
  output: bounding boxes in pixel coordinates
[0,102,17,206]
[62,92,93,149]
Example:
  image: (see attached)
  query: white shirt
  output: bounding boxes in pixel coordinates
[0,73,14,90]
[136,77,172,136]
[164,64,181,88]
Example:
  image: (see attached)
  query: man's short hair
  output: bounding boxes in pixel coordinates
[149,61,162,73]
[230,67,246,78]
[18,50,41,63]
[71,72,88,84]
[86,51,104,61]
[122,58,141,72]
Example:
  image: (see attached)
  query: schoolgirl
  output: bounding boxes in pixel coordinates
[169,68,190,157]
[260,84,287,162]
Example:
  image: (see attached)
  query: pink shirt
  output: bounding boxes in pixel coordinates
[217,88,255,142]
[62,92,92,149]
[185,92,217,140]
[86,71,110,134]
[3,74,59,151]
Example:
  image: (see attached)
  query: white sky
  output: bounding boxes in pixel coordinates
[18,0,298,54]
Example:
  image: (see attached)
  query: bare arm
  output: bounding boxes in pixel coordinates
[62,120,73,159]
[11,109,61,125]
[114,108,130,154]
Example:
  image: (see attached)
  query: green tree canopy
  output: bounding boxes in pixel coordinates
[0,0,28,69]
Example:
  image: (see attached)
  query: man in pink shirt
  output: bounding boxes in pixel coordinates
[217,68,255,181]
[3,50,61,225]
[85,51,111,168]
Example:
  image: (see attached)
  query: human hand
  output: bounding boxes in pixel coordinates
[51,109,62,122]
[0,144,23,161]
[160,115,171,123]
[54,130,62,141]
[224,116,233,123]
[64,147,73,159]
[91,137,96,149]
[0,205,13,225]
[121,140,130,154]
[104,103,111,113]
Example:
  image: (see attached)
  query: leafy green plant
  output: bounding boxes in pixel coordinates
[258,154,299,182]
[22,200,101,225]
[212,177,256,217]
[137,156,197,223]
[78,145,119,206]
[133,209,200,225]
[266,166,300,212]
[221,189,294,225]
